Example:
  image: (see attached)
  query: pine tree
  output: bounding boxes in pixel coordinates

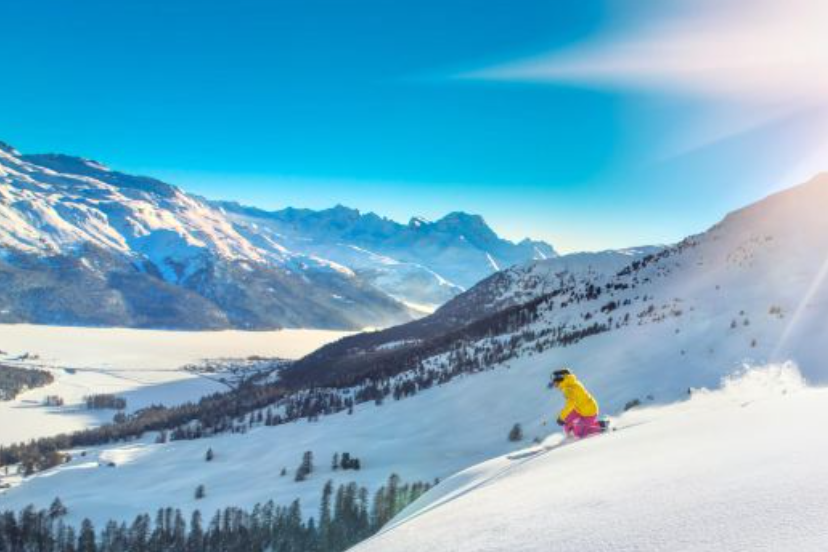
[56,521,75,552]
[128,514,150,552]
[187,511,204,552]
[63,525,78,552]
[508,423,524,442]
[49,497,68,519]
[370,487,386,531]
[172,509,187,551]
[195,484,206,500]
[387,474,401,520]
[77,519,96,552]
[295,451,313,481]
[332,453,339,471]
[100,520,119,552]
[319,480,333,549]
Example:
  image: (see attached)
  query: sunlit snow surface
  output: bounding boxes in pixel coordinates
[355,364,828,552]
[4,177,828,537]
[0,324,351,445]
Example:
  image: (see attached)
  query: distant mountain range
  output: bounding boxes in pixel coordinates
[0,140,555,329]
[213,201,557,309]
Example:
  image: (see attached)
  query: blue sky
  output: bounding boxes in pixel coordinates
[2,0,825,252]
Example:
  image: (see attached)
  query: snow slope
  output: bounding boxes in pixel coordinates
[294,173,828,390]
[0,324,350,445]
[0,345,569,523]
[431,245,664,324]
[354,364,828,552]
[0,150,260,267]
[3,175,828,540]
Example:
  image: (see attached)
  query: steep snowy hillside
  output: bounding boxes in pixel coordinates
[283,247,659,385]
[3,175,828,547]
[216,201,556,306]
[0,143,413,329]
[288,174,828,389]
[432,245,664,324]
[354,365,828,552]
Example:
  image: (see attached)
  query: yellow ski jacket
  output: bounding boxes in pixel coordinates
[558,373,599,419]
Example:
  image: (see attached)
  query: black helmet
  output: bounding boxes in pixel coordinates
[551,368,571,385]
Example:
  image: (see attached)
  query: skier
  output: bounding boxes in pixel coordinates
[551,369,604,438]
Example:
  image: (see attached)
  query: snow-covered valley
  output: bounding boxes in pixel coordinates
[0,324,351,445]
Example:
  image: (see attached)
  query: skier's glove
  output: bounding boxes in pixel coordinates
[556,417,564,426]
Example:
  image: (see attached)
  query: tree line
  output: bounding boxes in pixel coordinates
[0,364,54,400]
[0,474,432,552]
[85,394,127,410]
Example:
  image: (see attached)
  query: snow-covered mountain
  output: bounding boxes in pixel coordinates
[424,245,664,326]
[215,201,557,308]
[291,173,828,391]
[3,172,828,550]
[0,140,555,328]
[0,143,415,329]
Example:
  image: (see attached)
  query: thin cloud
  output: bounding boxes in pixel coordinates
[456,0,828,184]
[459,0,828,106]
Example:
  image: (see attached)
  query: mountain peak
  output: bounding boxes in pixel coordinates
[22,153,179,198]
[23,153,111,175]
[331,204,360,215]
[431,212,501,247]
[437,211,488,226]
[517,237,558,259]
[0,140,21,156]
[320,204,363,222]
[22,153,109,175]
[408,216,431,228]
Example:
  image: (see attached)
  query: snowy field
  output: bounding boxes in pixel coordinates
[0,312,810,528]
[355,364,828,552]
[0,324,351,445]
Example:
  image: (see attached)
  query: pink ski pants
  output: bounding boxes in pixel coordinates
[564,411,603,438]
